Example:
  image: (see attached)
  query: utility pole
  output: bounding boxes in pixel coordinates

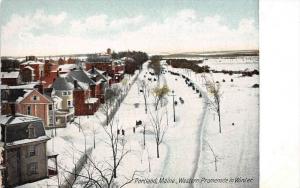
[171,90,176,122]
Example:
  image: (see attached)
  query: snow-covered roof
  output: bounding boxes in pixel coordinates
[21,60,44,65]
[1,113,41,125]
[24,66,34,71]
[58,64,78,72]
[0,71,20,79]
[85,97,98,104]
[1,114,47,144]
[52,77,74,91]
[16,89,33,103]
[6,135,50,147]
[8,82,39,89]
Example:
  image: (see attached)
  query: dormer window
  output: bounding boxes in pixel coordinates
[28,124,36,139]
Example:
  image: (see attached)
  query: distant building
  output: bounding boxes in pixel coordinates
[0,58,20,72]
[84,55,113,72]
[0,114,56,187]
[43,60,59,88]
[20,60,44,82]
[0,72,21,86]
[87,67,110,103]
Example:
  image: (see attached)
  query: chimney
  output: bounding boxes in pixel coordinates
[10,104,16,116]
[34,83,44,94]
[73,80,78,89]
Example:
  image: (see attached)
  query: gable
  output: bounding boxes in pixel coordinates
[18,90,52,104]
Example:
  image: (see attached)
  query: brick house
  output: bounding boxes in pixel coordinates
[1,87,56,129]
[15,89,53,129]
[84,55,125,84]
[84,55,112,72]
[0,114,56,187]
[20,61,44,82]
[72,80,99,116]
[0,72,21,86]
[87,67,110,103]
[66,69,100,115]
[43,60,59,88]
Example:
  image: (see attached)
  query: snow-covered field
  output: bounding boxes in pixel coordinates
[19,56,259,188]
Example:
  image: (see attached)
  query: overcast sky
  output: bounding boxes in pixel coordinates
[0,0,258,56]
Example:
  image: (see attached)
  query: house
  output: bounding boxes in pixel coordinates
[87,67,110,103]
[1,88,55,129]
[44,87,73,128]
[84,54,125,84]
[72,79,99,116]
[15,89,53,129]
[0,71,22,86]
[0,114,57,187]
[0,58,20,72]
[20,60,44,82]
[84,54,113,72]
[66,69,100,115]
[43,60,59,88]
[1,89,27,115]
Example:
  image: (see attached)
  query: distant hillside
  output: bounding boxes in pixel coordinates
[162,50,259,58]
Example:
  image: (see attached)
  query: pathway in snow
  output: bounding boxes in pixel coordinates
[149,69,210,188]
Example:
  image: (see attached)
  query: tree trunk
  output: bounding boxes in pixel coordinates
[156,144,160,158]
[93,134,96,149]
[143,127,146,149]
[113,168,117,178]
[218,113,221,133]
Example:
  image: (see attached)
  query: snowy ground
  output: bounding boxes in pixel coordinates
[19,56,259,188]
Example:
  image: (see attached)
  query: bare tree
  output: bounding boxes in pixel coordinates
[102,87,119,126]
[62,118,137,188]
[202,74,222,133]
[204,140,219,172]
[138,79,150,114]
[149,109,168,158]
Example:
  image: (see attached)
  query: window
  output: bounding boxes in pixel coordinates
[62,91,68,96]
[67,100,72,107]
[27,162,38,175]
[28,145,36,157]
[32,96,39,101]
[67,91,71,95]
[28,125,36,138]
[27,106,31,115]
[48,104,52,111]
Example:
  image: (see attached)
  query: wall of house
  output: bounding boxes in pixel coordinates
[5,142,47,186]
[85,62,112,72]
[17,90,51,127]
[21,69,33,83]
[55,90,73,111]
[20,64,42,81]
[73,89,99,116]
[20,142,48,184]
[17,104,49,127]
[1,78,19,86]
